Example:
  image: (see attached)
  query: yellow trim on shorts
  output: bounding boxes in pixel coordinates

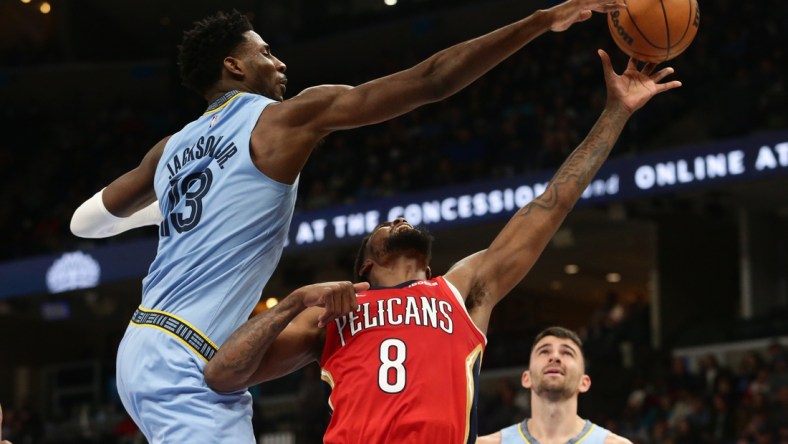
[130,306,219,362]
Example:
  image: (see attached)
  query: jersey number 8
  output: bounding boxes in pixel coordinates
[378,339,407,394]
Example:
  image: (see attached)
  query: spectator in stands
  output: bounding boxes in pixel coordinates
[699,354,723,396]
[478,326,633,443]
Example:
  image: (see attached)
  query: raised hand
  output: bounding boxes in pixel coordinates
[547,0,625,32]
[598,49,682,114]
[297,281,370,328]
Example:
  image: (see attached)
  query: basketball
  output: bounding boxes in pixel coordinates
[608,0,700,63]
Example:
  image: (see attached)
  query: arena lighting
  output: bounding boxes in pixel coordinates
[265,297,279,308]
[284,133,788,252]
[564,264,579,275]
[46,252,101,293]
[21,0,32,4]
[606,272,622,283]
[39,1,51,13]
[384,0,398,6]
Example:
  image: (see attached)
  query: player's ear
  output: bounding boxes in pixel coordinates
[223,56,244,77]
[578,374,591,394]
[425,266,432,279]
[522,370,532,389]
[358,260,374,279]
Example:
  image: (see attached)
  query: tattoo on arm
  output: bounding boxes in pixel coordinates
[212,296,304,377]
[517,106,628,219]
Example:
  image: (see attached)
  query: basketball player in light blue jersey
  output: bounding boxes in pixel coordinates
[478,327,632,444]
[70,3,629,443]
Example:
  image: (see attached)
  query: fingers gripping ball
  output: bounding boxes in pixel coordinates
[608,0,700,63]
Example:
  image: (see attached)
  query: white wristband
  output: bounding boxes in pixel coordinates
[70,189,163,239]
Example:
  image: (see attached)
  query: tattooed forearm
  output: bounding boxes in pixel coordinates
[224,297,297,371]
[520,103,630,218]
[205,293,305,387]
[466,103,635,309]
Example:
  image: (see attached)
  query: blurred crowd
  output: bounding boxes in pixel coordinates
[0,0,785,261]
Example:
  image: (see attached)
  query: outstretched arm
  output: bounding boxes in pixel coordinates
[446,50,681,333]
[204,281,368,393]
[293,0,625,132]
[255,0,625,183]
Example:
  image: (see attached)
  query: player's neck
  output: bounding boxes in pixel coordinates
[369,257,429,287]
[204,82,253,104]
[527,396,584,443]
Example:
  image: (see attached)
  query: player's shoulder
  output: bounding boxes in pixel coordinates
[261,84,354,131]
[604,431,633,444]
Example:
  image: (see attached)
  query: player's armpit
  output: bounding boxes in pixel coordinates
[444,252,483,297]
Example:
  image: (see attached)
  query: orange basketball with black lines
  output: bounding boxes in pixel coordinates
[608,0,700,63]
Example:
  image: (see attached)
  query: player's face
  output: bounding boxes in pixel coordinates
[524,336,589,401]
[367,218,432,262]
[238,31,287,101]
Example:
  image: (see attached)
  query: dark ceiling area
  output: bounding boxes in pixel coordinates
[1,0,492,64]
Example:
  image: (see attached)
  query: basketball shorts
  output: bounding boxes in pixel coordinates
[116,324,255,443]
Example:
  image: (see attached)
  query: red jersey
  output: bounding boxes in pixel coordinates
[320,276,486,444]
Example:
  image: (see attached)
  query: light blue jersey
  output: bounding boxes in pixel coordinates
[499,419,610,444]
[116,91,297,443]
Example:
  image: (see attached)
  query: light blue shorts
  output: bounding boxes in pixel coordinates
[116,324,255,443]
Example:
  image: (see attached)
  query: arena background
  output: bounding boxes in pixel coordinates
[0,0,786,442]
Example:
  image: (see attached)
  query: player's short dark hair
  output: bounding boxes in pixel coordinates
[178,10,254,95]
[531,326,585,360]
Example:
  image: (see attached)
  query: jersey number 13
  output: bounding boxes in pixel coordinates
[160,168,214,236]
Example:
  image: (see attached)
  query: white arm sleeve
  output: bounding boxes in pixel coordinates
[70,189,163,239]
